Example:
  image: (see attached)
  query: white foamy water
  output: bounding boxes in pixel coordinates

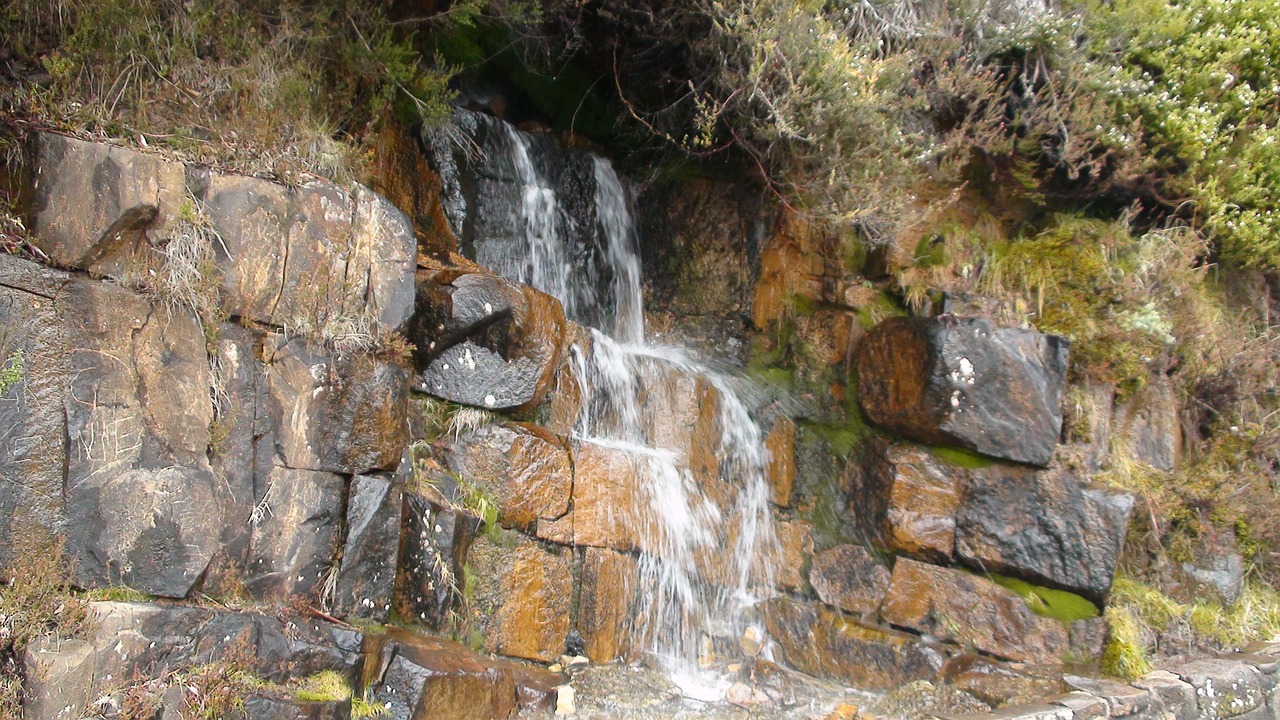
[464,118,780,697]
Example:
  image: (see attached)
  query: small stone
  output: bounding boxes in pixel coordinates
[566,655,590,667]
[740,625,763,657]
[549,663,563,673]
[555,685,576,716]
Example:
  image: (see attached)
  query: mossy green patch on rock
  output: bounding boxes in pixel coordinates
[990,574,1100,624]
[930,445,996,469]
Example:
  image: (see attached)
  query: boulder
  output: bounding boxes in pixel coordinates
[956,466,1134,603]
[761,596,946,690]
[197,171,416,331]
[463,531,575,663]
[856,316,1068,467]
[446,422,572,531]
[23,601,362,720]
[575,548,638,662]
[409,269,566,412]
[1131,670,1197,720]
[31,133,184,275]
[243,466,346,602]
[809,544,893,616]
[67,465,227,598]
[262,334,408,475]
[0,256,72,567]
[856,443,962,561]
[333,471,404,622]
[368,628,561,720]
[393,492,480,630]
[880,559,1068,665]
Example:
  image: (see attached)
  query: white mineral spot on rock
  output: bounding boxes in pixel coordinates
[442,364,449,370]
[484,394,496,407]
[462,347,476,371]
[484,302,493,315]
[950,390,961,408]
[555,685,576,716]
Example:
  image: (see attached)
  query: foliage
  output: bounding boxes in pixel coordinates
[1080,0,1280,269]
[1,0,471,183]
[295,670,351,703]
[1101,605,1153,680]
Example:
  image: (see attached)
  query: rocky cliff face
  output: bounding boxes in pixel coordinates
[0,119,1246,720]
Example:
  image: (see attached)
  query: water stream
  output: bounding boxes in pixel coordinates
[438,113,781,699]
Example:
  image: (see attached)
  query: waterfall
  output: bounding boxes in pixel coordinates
[440,113,780,698]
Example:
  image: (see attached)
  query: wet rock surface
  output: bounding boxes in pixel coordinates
[393,492,480,630]
[333,470,404,622]
[956,466,1134,603]
[447,421,572,530]
[856,442,961,561]
[463,529,575,663]
[809,544,893,616]
[368,627,561,720]
[880,559,1069,665]
[410,268,566,411]
[856,316,1069,467]
[763,596,947,691]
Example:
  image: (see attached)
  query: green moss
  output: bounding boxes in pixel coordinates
[930,445,995,469]
[0,351,23,395]
[295,670,351,703]
[802,422,871,459]
[749,366,796,390]
[990,575,1100,624]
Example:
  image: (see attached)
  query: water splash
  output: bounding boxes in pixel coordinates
[454,115,779,694]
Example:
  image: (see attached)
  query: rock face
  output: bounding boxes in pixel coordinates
[333,470,404,622]
[31,133,184,275]
[464,531,575,663]
[576,548,638,662]
[410,269,566,411]
[32,133,416,331]
[447,422,572,530]
[809,544,893,616]
[262,334,409,475]
[368,628,561,720]
[393,492,480,629]
[1114,374,1180,472]
[856,316,1069,467]
[880,559,1069,665]
[22,601,362,720]
[762,596,946,690]
[243,466,346,601]
[956,466,1134,604]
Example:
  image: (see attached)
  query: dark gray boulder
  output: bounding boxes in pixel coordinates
[956,466,1134,604]
[409,269,565,412]
[262,334,408,475]
[333,469,405,622]
[856,316,1069,467]
[393,492,481,630]
[243,465,346,602]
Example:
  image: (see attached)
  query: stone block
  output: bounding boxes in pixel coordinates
[856,316,1068,467]
[880,559,1068,665]
[464,531,575,663]
[447,422,571,531]
[810,544,892,617]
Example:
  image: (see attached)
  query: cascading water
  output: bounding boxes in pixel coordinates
[435,111,780,698]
